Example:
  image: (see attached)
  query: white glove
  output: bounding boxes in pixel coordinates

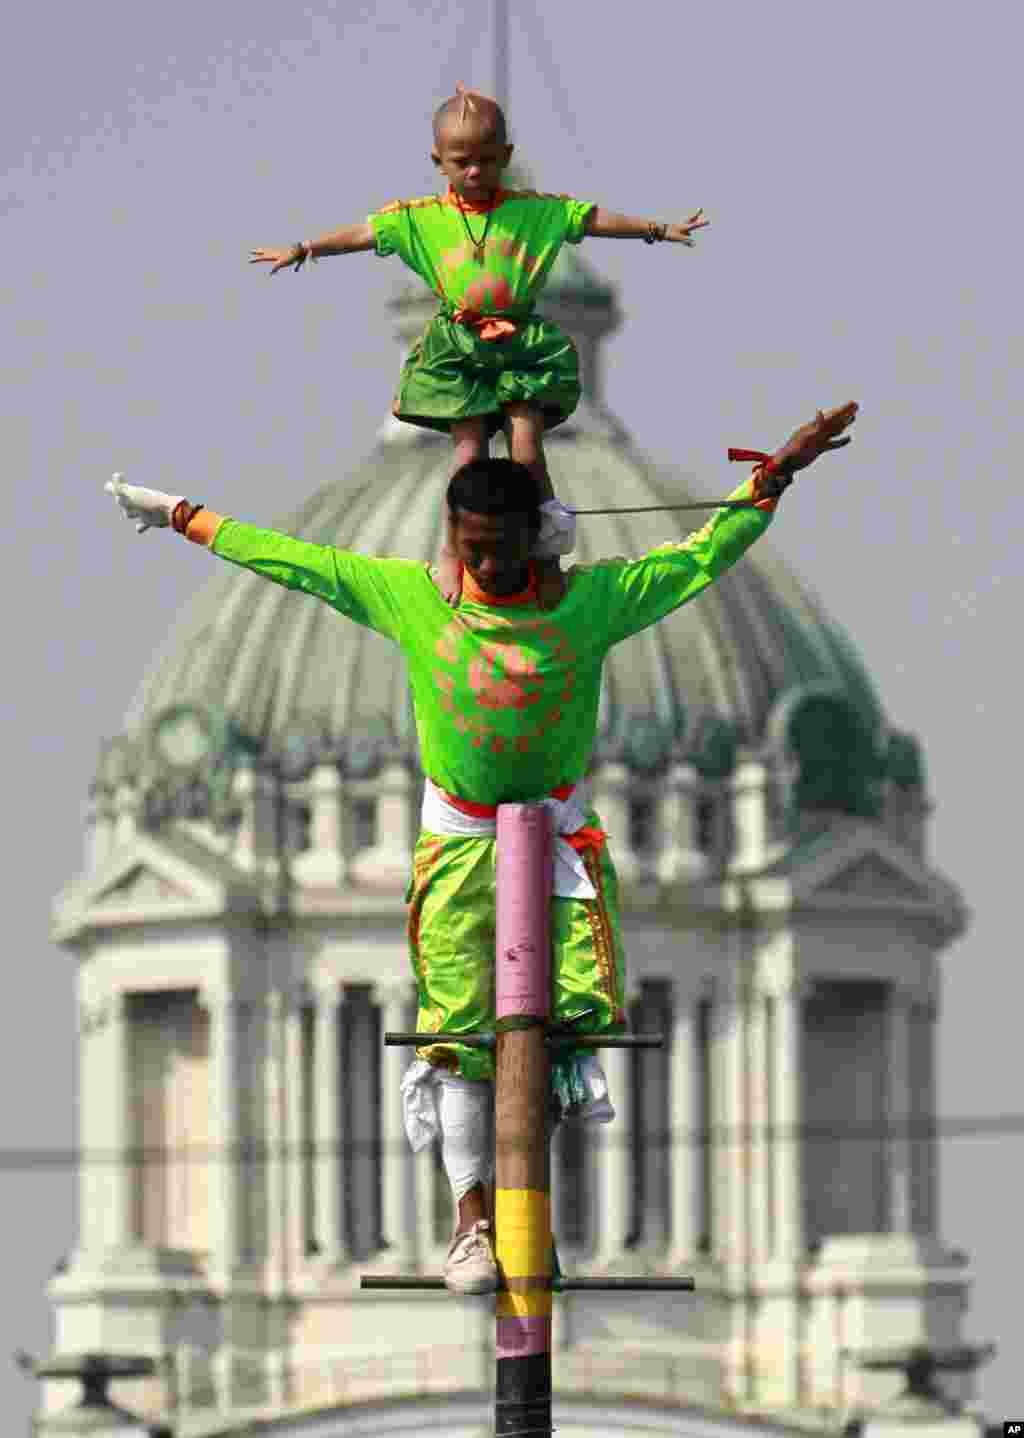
[104,473,185,534]
[531,498,576,558]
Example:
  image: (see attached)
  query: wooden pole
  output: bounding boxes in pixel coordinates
[494,803,554,1438]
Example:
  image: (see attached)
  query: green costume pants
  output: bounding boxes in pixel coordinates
[405,820,628,1083]
[393,312,581,435]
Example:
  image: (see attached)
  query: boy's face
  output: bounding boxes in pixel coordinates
[452,510,535,596]
[432,122,514,199]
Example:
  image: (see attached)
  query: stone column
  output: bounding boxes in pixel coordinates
[592,1021,634,1269]
[914,997,939,1236]
[283,987,309,1264]
[771,980,804,1260]
[731,760,768,872]
[313,984,348,1266]
[887,985,915,1233]
[263,991,288,1281]
[711,977,747,1266]
[657,762,707,885]
[205,991,243,1277]
[748,987,772,1261]
[89,992,132,1250]
[668,981,701,1264]
[768,976,806,1409]
[377,981,418,1265]
[76,1000,100,1254]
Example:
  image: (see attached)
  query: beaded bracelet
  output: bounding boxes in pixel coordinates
[644,222,668,244]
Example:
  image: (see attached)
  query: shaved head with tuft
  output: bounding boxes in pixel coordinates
[433,82,508,146]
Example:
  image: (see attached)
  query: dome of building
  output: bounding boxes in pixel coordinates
[119,243,886,786]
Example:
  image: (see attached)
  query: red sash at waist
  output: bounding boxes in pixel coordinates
[438,783,607,855]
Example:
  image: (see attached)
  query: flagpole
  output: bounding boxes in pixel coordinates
[494,0,509,112]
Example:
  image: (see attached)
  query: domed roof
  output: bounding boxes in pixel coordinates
[122,242,884,778]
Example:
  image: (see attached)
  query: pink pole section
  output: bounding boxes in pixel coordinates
[494,804,555,1425]
[495,804,553,1020]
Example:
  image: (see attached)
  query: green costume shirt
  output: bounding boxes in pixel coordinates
[209,477,773,805]
[369,189,595,315]
[368,189,595,432]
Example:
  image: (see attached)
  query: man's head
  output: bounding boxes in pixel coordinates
[432,85,513,199]
[446,457,540,597]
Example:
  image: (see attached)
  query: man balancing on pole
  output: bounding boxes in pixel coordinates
[105,400,858,1295]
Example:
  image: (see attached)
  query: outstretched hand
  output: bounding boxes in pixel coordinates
[249,244,308,276]
[105,474,184,534]
[772,402,859,476]
[666,208,710,247]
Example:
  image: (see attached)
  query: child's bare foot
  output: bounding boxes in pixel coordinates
[435,549,464,605]
[535,559,566,611]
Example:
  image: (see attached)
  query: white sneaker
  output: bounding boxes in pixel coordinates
[444,1219,499,1295]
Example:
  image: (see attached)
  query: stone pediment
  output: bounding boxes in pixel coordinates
[96,862,193,906]
[763,822,967,936]
[52,828,260,943]
[820,852,932,904]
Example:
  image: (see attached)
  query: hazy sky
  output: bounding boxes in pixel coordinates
[3,1,1021,1429]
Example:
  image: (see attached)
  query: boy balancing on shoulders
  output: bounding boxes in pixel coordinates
[105,402,858,1295]
[250,83,709,611]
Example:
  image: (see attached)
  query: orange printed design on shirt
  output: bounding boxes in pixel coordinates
[434,610,578,757]
[469,642,544,711]
[463,272,515,313]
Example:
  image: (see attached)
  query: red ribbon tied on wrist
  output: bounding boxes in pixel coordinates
[727,447,785,511]
[727,448,772,465]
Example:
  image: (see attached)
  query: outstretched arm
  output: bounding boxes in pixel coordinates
[250,221,375,275]
[604,402,860,645]
[585,206,708,247]
[104,476,406,639]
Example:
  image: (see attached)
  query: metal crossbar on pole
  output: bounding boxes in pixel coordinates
[361,803,694,1436]
[360,1276,696,1291]
[384,1031,666,1049]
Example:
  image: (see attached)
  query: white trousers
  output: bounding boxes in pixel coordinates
[402,1057,614,1203]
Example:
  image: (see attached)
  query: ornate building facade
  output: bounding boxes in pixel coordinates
[44,248,976,1435]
